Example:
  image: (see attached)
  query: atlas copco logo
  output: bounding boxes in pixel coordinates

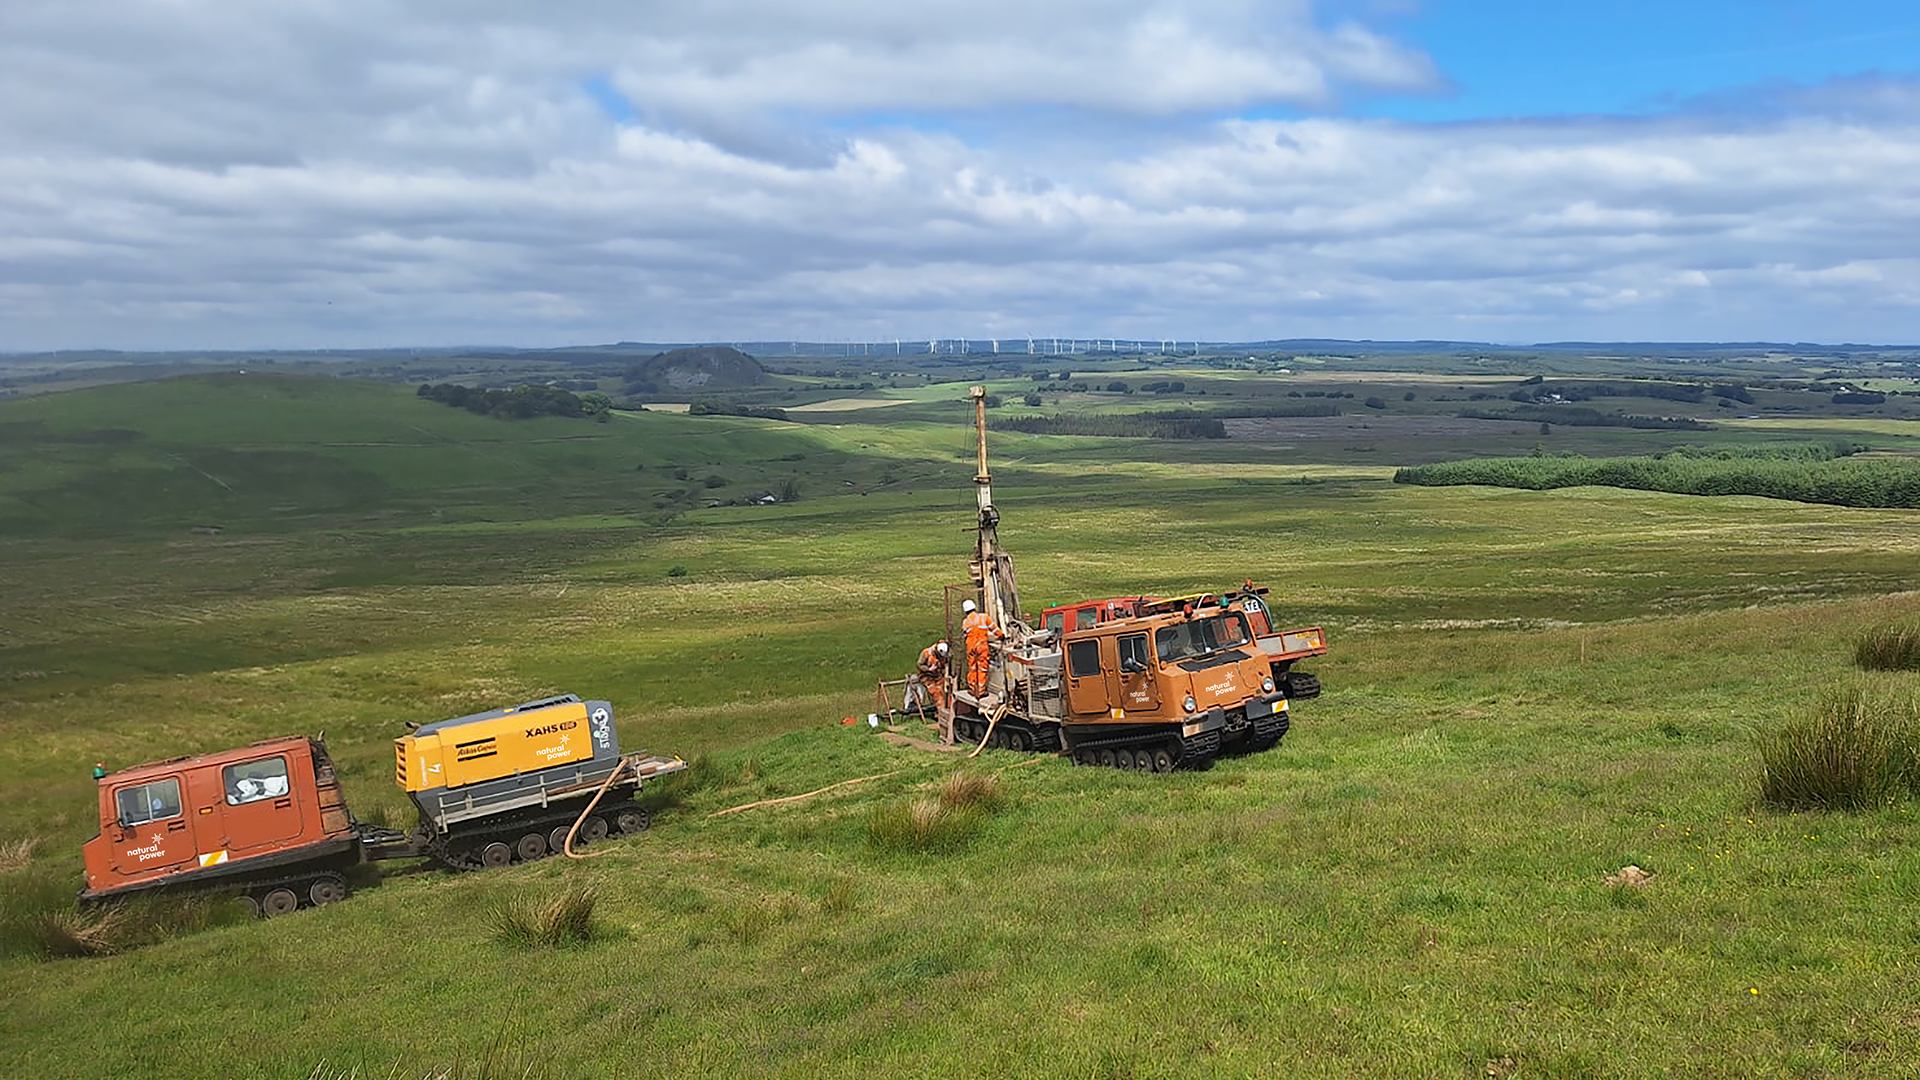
[524,720,579,738]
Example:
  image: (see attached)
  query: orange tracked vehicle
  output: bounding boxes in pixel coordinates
[1042,583,1327,702]
[937,387,1294,770]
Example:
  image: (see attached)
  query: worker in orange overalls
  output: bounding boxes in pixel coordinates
[904,639,949,715]
[961,598,998,695]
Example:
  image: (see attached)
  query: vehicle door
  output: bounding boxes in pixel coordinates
[106,775,196,876]
[1064,636,1110,716]
[218,752,304,852]
[1108,631,1159,711]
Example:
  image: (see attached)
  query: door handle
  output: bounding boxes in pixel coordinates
[273,798,293,809]
[167,820,187,831]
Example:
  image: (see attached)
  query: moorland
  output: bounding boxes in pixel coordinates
[3,345,1919,1079]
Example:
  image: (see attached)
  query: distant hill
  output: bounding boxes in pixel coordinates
[0,372,842,538]
[627,346,767,395]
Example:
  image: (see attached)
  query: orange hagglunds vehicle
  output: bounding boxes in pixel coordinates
[80,694,684,916]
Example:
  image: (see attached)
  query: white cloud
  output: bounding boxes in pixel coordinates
[0,2,1914,349]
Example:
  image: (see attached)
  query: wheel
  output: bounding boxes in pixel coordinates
[1132,749,1154,771]
[309,877,348,906]
[1008,728,1031,751]
[480,842,512,868]
[516,833,547,861]
[1096,748,1117,768]
[614,807,650,834]
[579,815,610,844]
[550,826,572,854]
[1074,748,1095,766]
[262,888,299,917]
[236,894,261,919]
[1151,748,1176,773]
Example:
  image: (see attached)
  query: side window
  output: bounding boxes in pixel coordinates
[116,778,182,826]
[1118,634,1150,673]
[224,756,291,805]
[1075,608,1098,630]
[1045,612,1064,635]
[1068,639,1103,678]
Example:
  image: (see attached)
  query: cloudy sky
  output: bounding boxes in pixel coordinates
[2,0,1916,351]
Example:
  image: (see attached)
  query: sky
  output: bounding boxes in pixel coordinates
[1,0,1916,352]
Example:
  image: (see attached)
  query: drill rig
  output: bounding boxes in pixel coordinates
[939,387,1289,770]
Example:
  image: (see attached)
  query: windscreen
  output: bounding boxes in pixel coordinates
[1155,614,1251,663]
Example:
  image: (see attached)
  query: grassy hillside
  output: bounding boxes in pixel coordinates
[0,373,944,538]
[3,375,1920,1079]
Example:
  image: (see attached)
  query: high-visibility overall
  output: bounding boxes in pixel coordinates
[907,641,948,712]
[962,610,996,694]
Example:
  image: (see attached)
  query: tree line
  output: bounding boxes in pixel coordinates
[1391,442,1919,509]
[417,382,611,420]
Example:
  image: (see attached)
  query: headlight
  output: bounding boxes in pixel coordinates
[1183,695,1196,713]
[1262,677,1274,693]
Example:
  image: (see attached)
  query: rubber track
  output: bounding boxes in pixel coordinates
[232,869,350,914]
[1280,672,1321,700]
[430,797,649,871]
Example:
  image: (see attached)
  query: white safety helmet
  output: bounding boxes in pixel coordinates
[935,641,949,657]
[962,599,977,614]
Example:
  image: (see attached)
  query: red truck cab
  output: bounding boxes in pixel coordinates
[81,735,360,911]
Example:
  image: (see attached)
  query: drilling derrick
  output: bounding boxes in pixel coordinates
[969,385,1022,637]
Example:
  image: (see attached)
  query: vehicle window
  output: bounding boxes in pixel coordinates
[116,778,182,827]
[1045,612,1064,635]
[1068,639,1103,678]
[224,756,291,806]
[1156,624,1192,662]
[1118,634,1151,673]
[1157,615,1251,662]
[1075,608,1098,630]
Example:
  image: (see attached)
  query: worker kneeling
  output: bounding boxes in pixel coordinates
[961,599,998,695]
[904,639,949,714]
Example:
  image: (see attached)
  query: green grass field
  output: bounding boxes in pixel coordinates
[3,374,1919,1079]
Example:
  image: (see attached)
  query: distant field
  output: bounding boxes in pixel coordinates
[3,372,1920,1079]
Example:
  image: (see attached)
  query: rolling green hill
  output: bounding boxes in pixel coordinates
[3,373,1920,1079]
[0,373,920,538]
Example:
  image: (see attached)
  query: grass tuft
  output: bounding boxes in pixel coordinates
[488,885,604,948]
[35,905,137,958]
[0,836,41,872]
[1855,622,1920,672]
[2,866,253,961]
[1758,684,1920,811]
[937,769,1004,811]
[818,878,856,916]
[869,797,988,854]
